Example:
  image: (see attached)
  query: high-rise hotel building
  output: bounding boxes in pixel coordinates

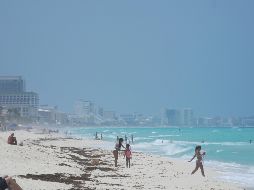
[161,108,194,126]
[0,76,39,119]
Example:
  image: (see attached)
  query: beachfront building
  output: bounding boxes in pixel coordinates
[0,92,39,119]
[161,108,194,126]
[135,114,157,126]
[97,106,104,117]
[73,99,99,125]
[183,108,194,126]
[197,117,222,127]
[38,105,68,125]
[161,108,169,125]
[0,76,39,120]
[74,99,95,117]
[161,108,181,126]
[98,110,118,125]
[119,114,136,125]
[0,76,26,93]
[103,111,117,121]
[239,116,254,127]
[167,109,182,126]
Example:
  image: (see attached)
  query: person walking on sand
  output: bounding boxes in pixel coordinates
[113,138,125,167]
[188,145,206,177]
[124,144,132,168]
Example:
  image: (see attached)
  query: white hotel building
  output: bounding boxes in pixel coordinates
[0,76,39,119]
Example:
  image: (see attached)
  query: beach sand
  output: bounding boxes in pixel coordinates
[0,130,244,190]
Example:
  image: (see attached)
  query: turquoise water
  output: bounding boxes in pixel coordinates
[64,126,254,187]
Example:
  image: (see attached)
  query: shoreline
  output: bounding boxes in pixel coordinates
[72,134,254,189]
[0,130,245,190]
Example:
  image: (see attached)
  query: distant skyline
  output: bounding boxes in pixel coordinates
[1,0,254,117]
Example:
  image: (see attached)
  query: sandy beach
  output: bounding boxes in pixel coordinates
[0,130,244,190]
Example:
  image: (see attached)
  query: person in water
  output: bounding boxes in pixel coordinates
[188,145,206,177]
[113,138,125,167]
[124,144,132,168]
[125,135,127,143]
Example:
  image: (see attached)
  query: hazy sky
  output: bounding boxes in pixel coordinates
[0,0,254,116]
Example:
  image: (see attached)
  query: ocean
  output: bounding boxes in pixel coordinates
[63,126,254,187]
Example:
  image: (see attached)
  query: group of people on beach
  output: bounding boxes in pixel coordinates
[112,135,206,177]
[3,129,207,190]
[113,137,132,168]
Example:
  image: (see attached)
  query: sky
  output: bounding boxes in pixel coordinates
[0,0,254,117]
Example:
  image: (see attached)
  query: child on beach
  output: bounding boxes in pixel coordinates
[124,144,132,168]
[188,145,206,177]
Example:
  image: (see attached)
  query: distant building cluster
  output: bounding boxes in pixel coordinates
[0,76,68,125]
[0,76,39,121]
[0,75,253,127]
[70,99,158,126]
[196,116,254,127]
[38,105,68,125]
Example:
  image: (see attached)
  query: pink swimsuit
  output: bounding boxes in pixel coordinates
[125,150,132,158]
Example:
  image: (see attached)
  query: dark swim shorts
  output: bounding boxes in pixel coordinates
[0,177,8,190]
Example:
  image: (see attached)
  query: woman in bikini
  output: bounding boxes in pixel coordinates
[188,145,206,177]
[113,138,125,167]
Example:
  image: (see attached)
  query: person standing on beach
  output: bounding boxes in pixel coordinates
[113,138,125,167]
[188,145,206,177]
[124,144,132,168]
[131,134,134,143]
